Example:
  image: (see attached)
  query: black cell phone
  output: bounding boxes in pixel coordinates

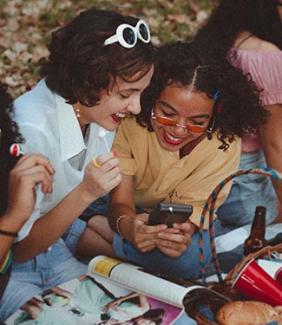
[148,203,193,228]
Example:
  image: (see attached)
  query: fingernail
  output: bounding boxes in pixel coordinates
[111,150,117,157]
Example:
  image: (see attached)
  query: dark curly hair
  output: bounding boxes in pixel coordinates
[0,83,24,215]
[193,0,282,59]
[137,42,267,150]
[41,8,155,107]
[132,308,164,325]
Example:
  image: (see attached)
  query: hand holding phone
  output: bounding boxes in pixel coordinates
[148,203,193,228]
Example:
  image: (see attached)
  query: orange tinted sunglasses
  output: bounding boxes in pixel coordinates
[151,111,207,134]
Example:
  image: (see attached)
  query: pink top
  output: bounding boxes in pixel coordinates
[230,49,282,152]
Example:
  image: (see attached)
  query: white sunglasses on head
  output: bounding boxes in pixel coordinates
[104,19,151,48]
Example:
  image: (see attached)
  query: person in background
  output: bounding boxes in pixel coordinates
[0,83,54,300]
[193,0,282,229]
[0,8,155,321]
[87,42,266,280]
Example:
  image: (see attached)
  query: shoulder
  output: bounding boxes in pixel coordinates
[14,80,60,129]
[203,133,241,167]
[117,117,148,138]
[191,133,241,165]
[235,33,280,52]
[114,118,154,162]
[257,40,280,52]
[203,134,241,177]
[14,80,55,117]
[255,37,280,51]
[232,44,282,105]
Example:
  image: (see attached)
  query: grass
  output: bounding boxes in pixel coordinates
[0,0,216,97]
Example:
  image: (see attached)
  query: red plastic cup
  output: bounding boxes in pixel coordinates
[275,266,282,285]
[232,259,282,306]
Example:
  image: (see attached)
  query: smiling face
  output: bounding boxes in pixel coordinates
[74,65,154,131]
[151,84,214,152]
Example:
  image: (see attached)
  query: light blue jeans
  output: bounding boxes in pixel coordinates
[174,312,197,324]
[217,150,278,228]
[0,219,87,321]
[113,229,212,280]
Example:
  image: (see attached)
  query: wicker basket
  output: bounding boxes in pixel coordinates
[188,167,282,324]
[197,167,282,284]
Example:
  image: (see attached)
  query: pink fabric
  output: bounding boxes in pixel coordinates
[229,49,282,152]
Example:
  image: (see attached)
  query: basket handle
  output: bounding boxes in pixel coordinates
[198,167,282,285]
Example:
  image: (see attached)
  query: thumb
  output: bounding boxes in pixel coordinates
[137,213,149,223]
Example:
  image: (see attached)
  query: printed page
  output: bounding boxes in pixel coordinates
[88,256,204,308]
[6,275,183,325]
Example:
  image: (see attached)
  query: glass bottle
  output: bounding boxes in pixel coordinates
[243,206,267,256]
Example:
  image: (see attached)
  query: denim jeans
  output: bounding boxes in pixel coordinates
[113,230,212,280]
[0,220,87,321]
[80,195,110,221]
[217,150,278,227]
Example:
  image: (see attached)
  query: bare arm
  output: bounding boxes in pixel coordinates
[109,174,194,256]
[108,174,136,236]
[106,293,149,313]
[13,152,121,262]
[260,104,282,205]
[108,174,166,253]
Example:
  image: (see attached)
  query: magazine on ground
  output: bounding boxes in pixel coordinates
[6,255,230,325]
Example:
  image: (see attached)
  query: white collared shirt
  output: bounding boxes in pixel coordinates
[14,80,115,240]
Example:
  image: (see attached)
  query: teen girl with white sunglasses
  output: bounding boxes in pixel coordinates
[0,8,155,321]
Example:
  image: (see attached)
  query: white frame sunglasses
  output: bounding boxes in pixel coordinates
[104,19,151,48]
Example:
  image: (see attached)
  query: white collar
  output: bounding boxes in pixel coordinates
[55,94,115,165]
[56,94,86,162]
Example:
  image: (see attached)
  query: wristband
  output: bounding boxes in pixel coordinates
[0,250,13,274]
[0,229,18,237]
[116,215,127,238]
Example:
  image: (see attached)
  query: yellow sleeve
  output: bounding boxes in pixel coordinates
[112,119,137,176]
[167,137,241,229]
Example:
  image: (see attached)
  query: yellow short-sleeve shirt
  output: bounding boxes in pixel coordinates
[113,118,241,228]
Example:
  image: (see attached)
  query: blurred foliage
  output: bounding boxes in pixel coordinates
[0,0,216,97]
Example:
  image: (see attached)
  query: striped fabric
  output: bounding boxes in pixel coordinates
[0,250,12,300]
[0,250,13,274]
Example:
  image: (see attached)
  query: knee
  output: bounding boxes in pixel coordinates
[87,215,106,232]
[86,215,113,242]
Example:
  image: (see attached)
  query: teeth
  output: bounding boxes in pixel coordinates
[115,112,126,118]
[166,133,181,142]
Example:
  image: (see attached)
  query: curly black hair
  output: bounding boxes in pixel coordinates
[130,308,164,325]
[193,0,282,59]
[137,42,267,150]
[41,8,156,107]
[0,83,23,215]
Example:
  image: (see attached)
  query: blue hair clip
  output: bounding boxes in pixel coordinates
[213,90,220,101]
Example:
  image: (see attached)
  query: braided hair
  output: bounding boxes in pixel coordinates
[138,41,267,150]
